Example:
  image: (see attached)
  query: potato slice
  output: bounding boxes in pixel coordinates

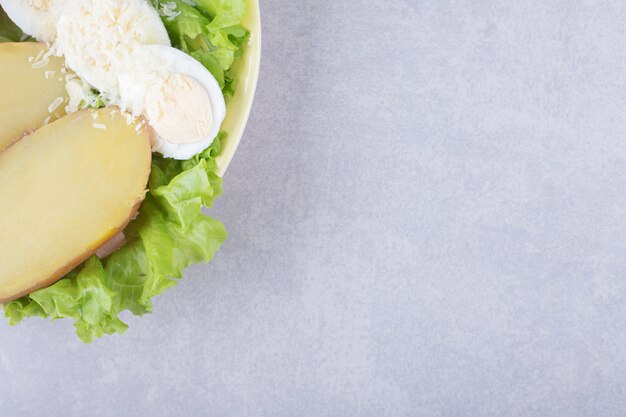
[0,108,152,302]
[0,42,68,152]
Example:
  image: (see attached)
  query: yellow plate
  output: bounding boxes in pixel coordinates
[215,0,261,176]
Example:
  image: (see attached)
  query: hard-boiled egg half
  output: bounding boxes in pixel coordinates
[118,45,226,160]
[2,0,227,160]
[56,0,170,97]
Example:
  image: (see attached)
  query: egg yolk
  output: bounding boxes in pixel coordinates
[144,73,214,145]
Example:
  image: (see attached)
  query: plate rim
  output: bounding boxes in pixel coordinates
[215,0,262,176]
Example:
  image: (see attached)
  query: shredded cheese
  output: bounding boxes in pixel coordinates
[47,96,64,113]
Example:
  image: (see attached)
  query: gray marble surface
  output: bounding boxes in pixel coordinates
[3,1,626,416]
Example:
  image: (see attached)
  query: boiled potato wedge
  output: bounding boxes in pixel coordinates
[0,107,152,302]
[0,42,69,152]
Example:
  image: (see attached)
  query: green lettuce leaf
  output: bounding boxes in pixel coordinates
[150,0,249,95]
[194,0,246,30]
[0,7,27,42]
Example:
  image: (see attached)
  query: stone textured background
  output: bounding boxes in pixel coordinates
[3,1,626,416]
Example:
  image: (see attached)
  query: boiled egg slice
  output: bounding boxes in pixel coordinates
[0,0,64,42]
[56,0,170,98]
[118,45,226,160]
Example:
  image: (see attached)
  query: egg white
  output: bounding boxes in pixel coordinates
[0,0,63,42]
[119,45,226,160]
[56,0,170,97]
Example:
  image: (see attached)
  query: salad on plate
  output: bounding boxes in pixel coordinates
[0,0,254,342]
